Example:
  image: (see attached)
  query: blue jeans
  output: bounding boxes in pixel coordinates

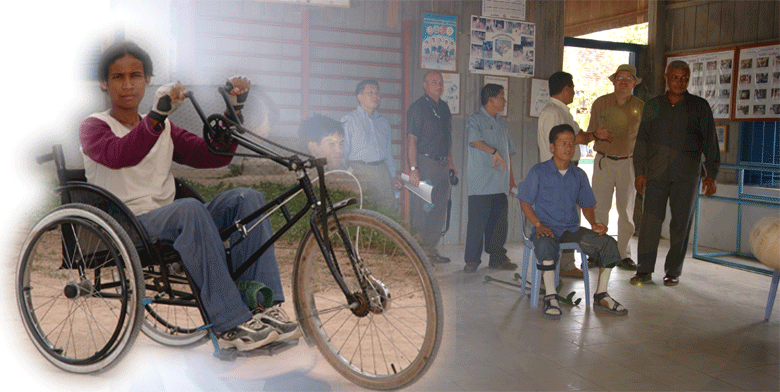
[138,188,282,333]
[531,227,621,269]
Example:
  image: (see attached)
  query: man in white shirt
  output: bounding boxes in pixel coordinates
[537,71,612,278]
[342,80,402,213]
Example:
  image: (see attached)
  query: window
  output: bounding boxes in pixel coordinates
[739,121,780,188]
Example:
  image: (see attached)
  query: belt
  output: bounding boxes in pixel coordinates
[598,152,632,161]
[597,152,632,169]
[421,153,447,162]
[348,159,385,166]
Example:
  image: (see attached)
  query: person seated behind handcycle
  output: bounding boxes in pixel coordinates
[297,114,345,169]
[517,124,629,319]
[79,40,300,351]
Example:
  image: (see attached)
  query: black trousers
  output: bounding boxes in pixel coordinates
[464,193,508,266]
[636,178,699,277]
[409,154,450,254]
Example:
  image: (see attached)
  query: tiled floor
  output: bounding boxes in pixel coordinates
[2,237,778,391]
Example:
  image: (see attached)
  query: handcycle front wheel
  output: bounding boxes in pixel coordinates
[16,203,144,373]
[292,209,443,390]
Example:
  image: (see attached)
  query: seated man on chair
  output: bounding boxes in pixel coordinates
[80,40,299,351]
[517,124,628,319]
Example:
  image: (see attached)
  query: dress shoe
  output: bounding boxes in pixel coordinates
[463,262,478,273]
[488,258,518,270]
[560,267,584,278]
[663,275,679,286]
[619,258,637,271]
[630,272,652,284]
[428,253,451,263]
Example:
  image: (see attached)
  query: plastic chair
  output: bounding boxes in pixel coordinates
[519,211,591,309]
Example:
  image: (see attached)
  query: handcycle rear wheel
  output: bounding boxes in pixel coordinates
[16,203,144,373]
[141,262,209,347]
[292,209,442,390]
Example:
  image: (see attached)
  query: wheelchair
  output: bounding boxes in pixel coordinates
[16,87,443,390]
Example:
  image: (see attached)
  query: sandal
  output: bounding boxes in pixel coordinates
[542,294,562,319]
[593,292,628,316]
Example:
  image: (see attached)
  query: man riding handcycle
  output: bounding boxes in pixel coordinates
[16,40,442,390]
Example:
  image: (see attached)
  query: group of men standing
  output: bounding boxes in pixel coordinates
[321,61,719,314]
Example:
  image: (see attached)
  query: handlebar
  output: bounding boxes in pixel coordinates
[36,152,54,165]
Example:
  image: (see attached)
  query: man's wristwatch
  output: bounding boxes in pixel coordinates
[410,166,417,171]
[534,221,542,228]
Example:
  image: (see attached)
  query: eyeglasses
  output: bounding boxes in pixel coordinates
[615,76,635,81]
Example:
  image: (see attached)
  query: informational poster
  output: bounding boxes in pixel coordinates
[482,0,526,21]
[666,50,735,120]
[484,75,509,117]
[441,72,461,115]
[470,15,535,78]
[421,13,457,72]
[529,78,549,118]
[735,43,780,120]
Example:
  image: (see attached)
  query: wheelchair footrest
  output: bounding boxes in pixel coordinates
[214,339,300,361]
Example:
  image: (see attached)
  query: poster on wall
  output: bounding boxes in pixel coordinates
[484,75,509,117]
[441,72,461,115]
[735,43,780,120]
[470,15,535,78]
[529,78,549,118]
[482,0,526,21]
[421,13,457,72]
[666,49,735,120]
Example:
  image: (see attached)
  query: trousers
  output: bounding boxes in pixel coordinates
[592,154,636,259]
[636,178,699,277]
[138,187,283,332]
[409,154,450,254]
[464,193,508,266]
[531,227,621,269]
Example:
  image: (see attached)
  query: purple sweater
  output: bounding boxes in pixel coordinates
[80,114,236,169]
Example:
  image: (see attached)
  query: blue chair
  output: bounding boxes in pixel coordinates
[519,211,591,309]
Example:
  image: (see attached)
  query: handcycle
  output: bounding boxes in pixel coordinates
[15,85,443,390]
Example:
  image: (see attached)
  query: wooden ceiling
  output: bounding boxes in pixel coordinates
[565,0,649,37]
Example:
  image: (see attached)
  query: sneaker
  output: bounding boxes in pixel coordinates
[253,306,301,342]
[218,318,278,351]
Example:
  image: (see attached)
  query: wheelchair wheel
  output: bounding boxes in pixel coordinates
[292,209,442,390]
[141,263,209,347]
[16,203,144,373]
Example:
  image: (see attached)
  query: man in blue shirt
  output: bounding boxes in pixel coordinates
[519,124,628,319]
[464,84,517,273]
[342,80,402,213]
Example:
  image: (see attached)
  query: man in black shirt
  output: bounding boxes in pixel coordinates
[631,60,720,287]
[406,71,458,263]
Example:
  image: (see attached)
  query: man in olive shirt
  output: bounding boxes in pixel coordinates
[586,64,644,271]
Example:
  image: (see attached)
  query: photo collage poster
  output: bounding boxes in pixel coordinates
[735,44,780,119]
[667,50,735,120]
[421,13,457,72]
[469,15,535,77]
[441,72,461,115]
